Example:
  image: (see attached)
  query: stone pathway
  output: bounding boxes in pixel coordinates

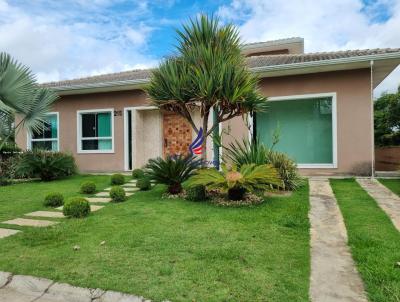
[25,211,65,218]
[86,197,112,203]
[0,179,139,240]
[2,218,58,228]
[56,205,104,212]
[357,178,400,232]
[0,271,159,302]
[0,228,20,239]
[309,178,367,302]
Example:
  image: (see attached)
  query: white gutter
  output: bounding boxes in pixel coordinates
[249,51,400,74]
[50,52,400,93]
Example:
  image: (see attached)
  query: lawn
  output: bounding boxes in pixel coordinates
[0,175,110,223]
[331,179,400,302]
[379,178,400,196]
[0,176,310,302]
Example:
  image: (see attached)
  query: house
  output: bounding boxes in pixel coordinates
[15,37,400,175]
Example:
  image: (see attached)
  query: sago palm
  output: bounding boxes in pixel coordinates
[0,52,57,147]
[187,164,283,200]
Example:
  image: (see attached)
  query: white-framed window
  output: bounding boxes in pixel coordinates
[77,109,114,153]
[27,112,59,151]
[255,92,337,169]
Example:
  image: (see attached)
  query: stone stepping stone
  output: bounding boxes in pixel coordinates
[56,205,104,212]
[126,192,134,197]
[86,197,111,203]
[104,187,138,192]
[122,183,136,187]
[95,192,110,197]
[309,178,367,302]
[128,179,137,183]
[25,211,65,218]
[357,178,400,232]
[2,218,58,227]
[0,228,20,239]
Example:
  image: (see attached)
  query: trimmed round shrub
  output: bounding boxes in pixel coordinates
[186,185,206,202]
[109,186,126,202]
[136,177,151,191]
[44,192,64,207]
[111,173,125,185]
[80,181,96,194]
[63,197,90,218]
[132,169,144,179]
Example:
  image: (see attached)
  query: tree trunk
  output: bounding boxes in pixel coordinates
[200,111,209,166]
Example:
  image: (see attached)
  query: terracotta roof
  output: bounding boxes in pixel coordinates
[44,48,400,89]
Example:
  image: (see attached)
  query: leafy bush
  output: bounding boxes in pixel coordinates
[223,138,303,191]
[0,177,12,186]
[145,155,201,194]
[16,151,76,181]
[111,173,125,185]
[0,143,23,180]
[43,192,64,207]
[80,181,96,194]
[63,197,90,218]
[109,186,126,202]
[187,164,282,201]
[136,177,151,191]
[132,169,144,179]
[186,185,206,201]
[266,151,304,191]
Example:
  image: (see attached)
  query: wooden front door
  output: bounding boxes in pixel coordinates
[163,112,192,157]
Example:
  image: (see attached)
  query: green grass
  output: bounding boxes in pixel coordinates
[379,178,400,196]
[331,179,400,302]
[0,178,310,302]
[0,175,110,224]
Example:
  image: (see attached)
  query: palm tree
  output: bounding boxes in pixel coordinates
[0,52,57,148]
[146,15,268,164]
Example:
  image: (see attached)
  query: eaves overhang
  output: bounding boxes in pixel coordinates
[53,52,400,95]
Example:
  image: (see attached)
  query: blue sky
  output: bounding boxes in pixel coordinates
[0,0,400,94]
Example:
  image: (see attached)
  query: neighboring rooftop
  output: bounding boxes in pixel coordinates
[241,37,304,56]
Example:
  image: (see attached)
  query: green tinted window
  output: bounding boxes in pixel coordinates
[257,97,333,164]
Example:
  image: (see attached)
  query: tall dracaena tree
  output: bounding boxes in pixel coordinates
[146,14,268,164]
[0,52,57,148]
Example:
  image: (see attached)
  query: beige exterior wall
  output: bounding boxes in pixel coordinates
[15,69,373,175]
[16,90,149,172]
[223,69,373,176]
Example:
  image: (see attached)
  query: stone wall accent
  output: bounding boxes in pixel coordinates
[375,146,400,171]
[163,112,192,157]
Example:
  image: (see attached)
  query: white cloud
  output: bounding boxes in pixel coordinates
[218,0,400,96]
[0,0,158,83]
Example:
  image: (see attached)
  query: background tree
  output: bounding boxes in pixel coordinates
[0,52,57,148]
[146,15,267,163]
[374,86,400,146]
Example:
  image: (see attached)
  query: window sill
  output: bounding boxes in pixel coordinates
[298,163,337,169]
[77,150,115,154]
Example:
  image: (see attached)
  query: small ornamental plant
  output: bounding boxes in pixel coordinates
[109,186,126,202]
[63,197,90,218]
[43,192,64,207]
[80,181,96,194]
[111,173,125,185]
[132,169,144,179]
[186,185,206,202]
[137,177,151,191]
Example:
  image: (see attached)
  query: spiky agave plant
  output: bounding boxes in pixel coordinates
[187,164,283,201]
[145,155,202,194]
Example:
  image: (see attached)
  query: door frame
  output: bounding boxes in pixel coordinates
[123,106,160,171]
